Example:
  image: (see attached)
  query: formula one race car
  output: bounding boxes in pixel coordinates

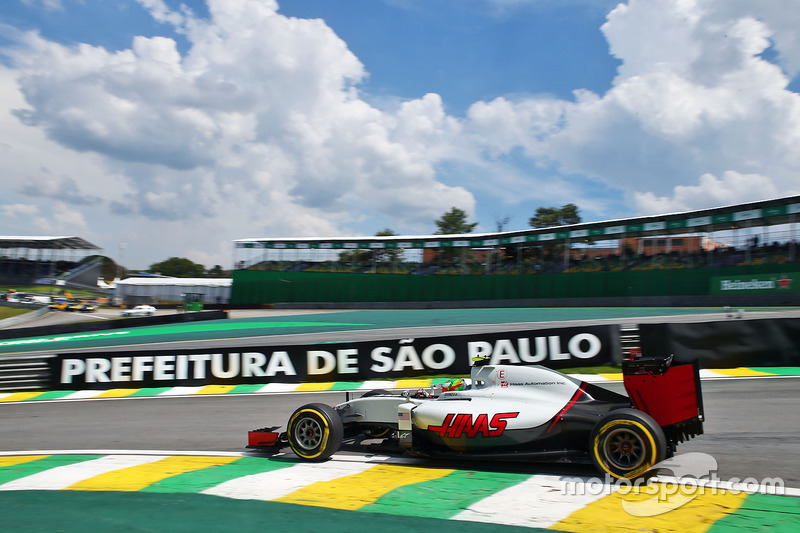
[248,355,704,479]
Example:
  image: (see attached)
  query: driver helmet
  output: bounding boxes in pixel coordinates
[442,378,465,392]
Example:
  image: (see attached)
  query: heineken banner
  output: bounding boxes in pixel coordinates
[639,318,800,368]
[48,324,619,390]
[711,272,797,295]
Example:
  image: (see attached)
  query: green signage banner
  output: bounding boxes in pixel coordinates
[711,272,798,295]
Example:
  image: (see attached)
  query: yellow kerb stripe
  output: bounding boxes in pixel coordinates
[0,392,45,402]
[67,456,240,492]
[713,368,773,377]
[95,389,140,398]
[195,385,237,395]
[295,382,336,392]
[395,379,432,389]
[0,455,50,467]
[551,484,748,532]
[599,373,623,381]
[275,464,454,510]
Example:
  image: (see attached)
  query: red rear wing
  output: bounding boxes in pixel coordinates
[623,357,704,438]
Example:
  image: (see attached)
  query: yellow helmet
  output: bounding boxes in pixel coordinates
[442,378,465,392]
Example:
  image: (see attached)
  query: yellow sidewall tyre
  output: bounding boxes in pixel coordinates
[287,403,343,462]
[590,408,667,479]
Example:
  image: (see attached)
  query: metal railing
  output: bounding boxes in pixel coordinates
[620,323,641,360]
[0,354,52,391]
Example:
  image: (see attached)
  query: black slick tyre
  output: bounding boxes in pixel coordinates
[590,408,667,479]
[287,403,343,461]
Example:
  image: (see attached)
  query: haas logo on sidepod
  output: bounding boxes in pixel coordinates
[427,412,519,438]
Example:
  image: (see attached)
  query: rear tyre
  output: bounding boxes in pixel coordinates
[590,408,666,479]
[287,403,343,461]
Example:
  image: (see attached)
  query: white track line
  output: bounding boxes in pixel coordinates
[452,475,608,528]
[202,460,377,501]
[0,454,167,491]
[0,449,249,457]
[158,386,205,396]
[257,383,304,393]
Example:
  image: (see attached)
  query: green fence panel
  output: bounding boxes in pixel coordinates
[231,264,798,305]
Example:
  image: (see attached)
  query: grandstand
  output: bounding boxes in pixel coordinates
[231,196,800,307]
[0,236,103,289]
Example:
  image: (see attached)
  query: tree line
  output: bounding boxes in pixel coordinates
[99,204,581,277]
[338,204,581,265]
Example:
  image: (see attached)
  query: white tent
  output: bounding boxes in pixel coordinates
[115,277,232,305]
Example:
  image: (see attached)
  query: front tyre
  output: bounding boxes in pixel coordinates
[590,408,666,479]
[287,403,343,461]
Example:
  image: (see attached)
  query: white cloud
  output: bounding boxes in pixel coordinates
[2,0,800,268]
[52,201,89,230]
[134,0,187,28]
[1,203,40,218]
[460,0,800,215]
[704,0,800,78]
[21,0,63,11]
[632,171,780,215]
[0,0,475,266]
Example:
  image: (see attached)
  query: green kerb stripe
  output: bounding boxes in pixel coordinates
[29,390,77,400]
[746,367,800,376]
[0,491,542,533]
[140,456,296,493]
[229,384,267,394]
[359,469,530,518]
[707,492,800,532]
[328,381,366,391]
[128,387,173,397]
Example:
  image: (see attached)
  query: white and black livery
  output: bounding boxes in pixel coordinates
[248,355,704,479]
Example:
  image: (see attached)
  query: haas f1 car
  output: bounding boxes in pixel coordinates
[248,356,704,479]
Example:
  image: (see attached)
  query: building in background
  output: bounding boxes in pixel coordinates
[115,277,232,307]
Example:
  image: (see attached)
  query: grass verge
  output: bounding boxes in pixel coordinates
[0,306,31,320]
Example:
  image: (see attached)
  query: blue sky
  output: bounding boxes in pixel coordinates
[0,0,799,268]
[277,0,623,111]
[1,1,622,112]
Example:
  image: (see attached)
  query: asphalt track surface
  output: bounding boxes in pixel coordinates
[2,306,799,485]
[4,306,800,355]
[1,307,799,533]
[2,376,798,485]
